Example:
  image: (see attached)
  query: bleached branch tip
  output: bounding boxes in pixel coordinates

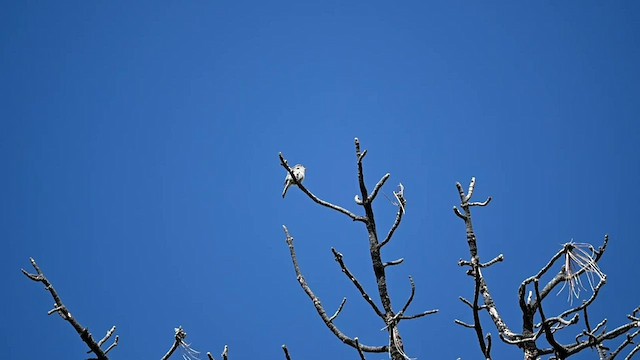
[393,183,406,214]
[465,177,476,202]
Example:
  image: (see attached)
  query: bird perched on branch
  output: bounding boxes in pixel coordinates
[282,164,306,198]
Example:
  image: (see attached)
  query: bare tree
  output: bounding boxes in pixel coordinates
[453,177,640,359]
[279,138,437,360]
[21,139,639,359]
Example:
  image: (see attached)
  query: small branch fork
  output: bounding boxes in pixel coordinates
[21,258,118,360]
[282,225,387,354]
[453,179,640,360]
[280,138,436,360]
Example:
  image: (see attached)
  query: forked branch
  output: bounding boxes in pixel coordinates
[454,178,639,359]
[21,258,117,360]
[282,226,388,353]
[280,139,434,360]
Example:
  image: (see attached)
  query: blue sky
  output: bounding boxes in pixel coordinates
[2,2,639,359]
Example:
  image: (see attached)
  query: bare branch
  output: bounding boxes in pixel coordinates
[48,305,64,316]
[97,326,116,348]
[283,139,433,360]
[354,338,367,360]
[459,297,473,309]
[480,254,504,268]
[453,206,467,220]
[368,173,390,203]
[329,298,347,322]
[93,327,118,356]
[592,319,608,334]
[162,327,200,360]
[358,149,368,163]
[161,332,180,360]
[331,248,385,320]
[458,259,472,267]
[534,279,568,357]
[469,196,492,207]
[222,345,228,360]
[399,276,416,316]
[279,153,366,223]
[471,264,490,358]
[454,179,515,343]
[383,258,404,268]
[104,336,118,355]
[519,246,566,307]
[560,318,640,358]
[455,319,475,329]
[21,258,113,360]
[282,344,292,360]
[283,226,388,353]
[465,177,476,202]
[399,309,438,320]
[625,341,640,360]
[379,204,404,249]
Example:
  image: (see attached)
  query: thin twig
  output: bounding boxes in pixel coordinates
[399,309,438,320]
[97,326,116,348]
[383,258,404,268]
[455,319,475,328]
[480,254,504,268]
[379,205,404,249]
[329,298,347,322]
[332,248,385,320]
[399,276,416,315]
[354,338,367,360]
[368,173,391,203]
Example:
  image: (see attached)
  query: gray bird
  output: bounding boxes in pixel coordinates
[282,164,306,198]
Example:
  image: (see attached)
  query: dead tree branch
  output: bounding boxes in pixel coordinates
[379,202,404,249]
[331,248,385,319]
[354,337,367,360]
[21,258,117,360]
[454,178,510,360]
[282,344,292,360]
[161,326,203,360]
[454,178,640,359]
[279,153,366,222]
[281,138,436,360]
[282,226,388,353]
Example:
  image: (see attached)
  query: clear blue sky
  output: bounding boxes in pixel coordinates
[2,2,639,359]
